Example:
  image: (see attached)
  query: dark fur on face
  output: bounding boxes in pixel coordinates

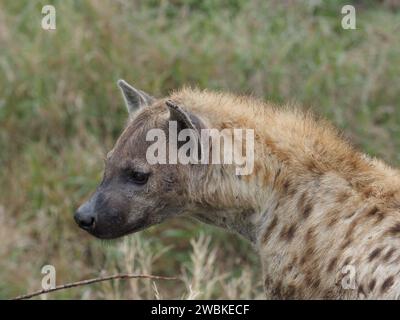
[75,84,203,239]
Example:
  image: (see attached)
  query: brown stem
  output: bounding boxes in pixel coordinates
[11,273,179,300]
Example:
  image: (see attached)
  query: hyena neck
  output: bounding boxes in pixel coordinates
[191,154,400,252]
[177,88,400,246]
[189,131,400,247]
[190,164,279,244]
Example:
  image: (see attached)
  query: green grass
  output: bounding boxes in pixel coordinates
[0,0,399,299]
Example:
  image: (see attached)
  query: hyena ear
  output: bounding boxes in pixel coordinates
[166,100,206,161]
[117,79,155,114]
[166,100,203,132]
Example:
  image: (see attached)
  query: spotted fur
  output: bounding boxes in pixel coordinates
[166,88,400,299]
[78,84,400,299]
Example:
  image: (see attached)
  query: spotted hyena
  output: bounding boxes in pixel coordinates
[75,80,400,299]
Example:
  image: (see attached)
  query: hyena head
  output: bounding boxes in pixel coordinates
[74,80,206,239]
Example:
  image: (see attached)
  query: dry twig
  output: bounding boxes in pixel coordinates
[12,273,179,300]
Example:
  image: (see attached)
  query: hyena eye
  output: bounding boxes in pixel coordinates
[125,170,150,185]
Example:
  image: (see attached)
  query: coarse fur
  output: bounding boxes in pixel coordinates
[76,81,400,299]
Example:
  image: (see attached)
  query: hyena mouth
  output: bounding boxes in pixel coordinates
[88,216,150,240]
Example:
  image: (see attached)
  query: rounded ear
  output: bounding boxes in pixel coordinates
[165,100,206,162]
[165,100,205,132]
[117,79,155,114]
[166,100,196,131]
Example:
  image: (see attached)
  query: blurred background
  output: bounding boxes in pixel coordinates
[0,0,399,299]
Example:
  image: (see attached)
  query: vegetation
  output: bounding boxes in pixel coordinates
[0,0,399,299]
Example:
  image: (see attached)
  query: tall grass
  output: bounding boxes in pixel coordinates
[0,0,399,299]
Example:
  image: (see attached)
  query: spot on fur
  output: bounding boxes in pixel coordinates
[344,210,357,219]
[327,216,338,228]
[381,276,394,293]
[383,248,396,262]
[368,247,383,262]
[303,203,313,219]
[280,223,297,242]
[327,257,338,273]
[340,239,352,250]
[368,279,376,292]
[387,223,400,236]
[272,280,282,299]
[336,191,350,203]
[358,284,366,297]
[262,215,278,244]
[282,180,290,194]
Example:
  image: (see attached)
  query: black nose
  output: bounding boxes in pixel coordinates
[74,203,96,231]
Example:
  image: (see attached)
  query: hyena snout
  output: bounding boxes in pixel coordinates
[75,189,135,239]
[74,198,97,231]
